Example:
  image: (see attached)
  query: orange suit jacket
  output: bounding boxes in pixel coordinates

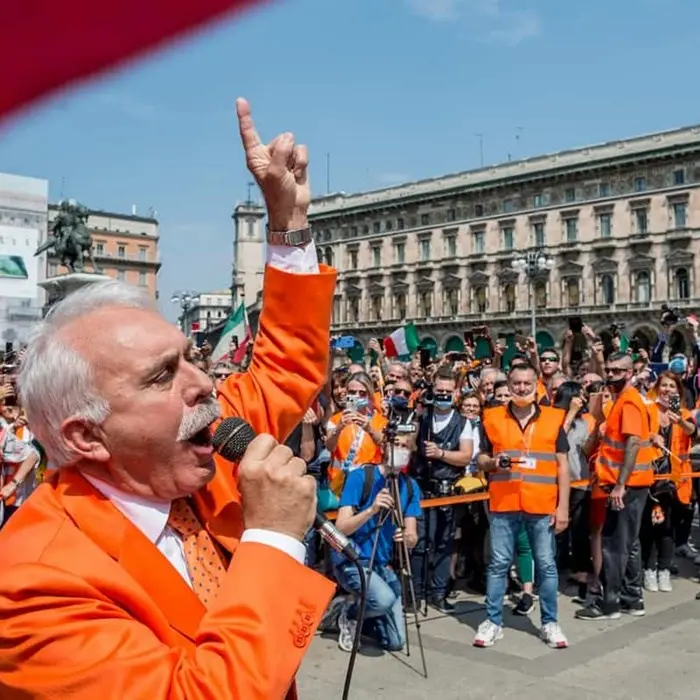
[0,264,338,700]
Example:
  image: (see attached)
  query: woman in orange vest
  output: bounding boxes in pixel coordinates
[325,371,388,499]
[641,372,697,594]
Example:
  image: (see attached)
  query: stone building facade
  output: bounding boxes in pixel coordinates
[309,124,700,359]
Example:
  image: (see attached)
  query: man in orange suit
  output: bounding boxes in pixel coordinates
[0,99,337,700]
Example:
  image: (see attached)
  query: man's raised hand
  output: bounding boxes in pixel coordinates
[236,97,310,231]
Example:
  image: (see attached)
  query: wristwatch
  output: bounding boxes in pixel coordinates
[10,478,22,488]
[266,226,312,248]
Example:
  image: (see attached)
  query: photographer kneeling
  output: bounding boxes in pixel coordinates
[333,434,422,653]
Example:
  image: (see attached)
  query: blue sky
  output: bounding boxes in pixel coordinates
[1,0,699,321]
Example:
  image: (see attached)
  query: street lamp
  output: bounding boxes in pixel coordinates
[170,290,198,335]
[511,249,554,339]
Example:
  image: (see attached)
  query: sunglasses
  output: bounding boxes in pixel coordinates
[540,356,558,363]
[392,389,412,397]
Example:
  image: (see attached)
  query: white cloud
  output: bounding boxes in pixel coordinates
[95,92,159,121]
[407,0,461,21]
[405,0,541,46]
[486,10,541,47]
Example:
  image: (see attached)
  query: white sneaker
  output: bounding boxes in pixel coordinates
[319,595,347,633]
[658,569,673,593]
[676,543,697,558]
[337,603,358,653]
[643,569,659,592]
[473,620,503,648]
[540,622,568,649]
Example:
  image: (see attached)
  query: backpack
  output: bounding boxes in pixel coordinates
[359,464,414,511]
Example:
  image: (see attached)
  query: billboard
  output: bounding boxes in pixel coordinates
[0,225,39,299]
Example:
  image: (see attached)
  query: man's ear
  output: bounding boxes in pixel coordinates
[61,418,110,463]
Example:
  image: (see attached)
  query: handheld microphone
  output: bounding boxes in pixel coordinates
[212,417,359,562]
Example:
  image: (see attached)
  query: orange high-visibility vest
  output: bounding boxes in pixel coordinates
[483,404,565,515]
[646,403,694,505]
[595,386,654,488]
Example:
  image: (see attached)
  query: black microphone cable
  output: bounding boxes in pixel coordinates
[341,559,367,700]
[212,418,370,700]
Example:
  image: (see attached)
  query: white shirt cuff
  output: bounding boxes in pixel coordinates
[240,528,307,565]
[266,241,319,274]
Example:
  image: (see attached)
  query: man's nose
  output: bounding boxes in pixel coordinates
[183,361,214,405]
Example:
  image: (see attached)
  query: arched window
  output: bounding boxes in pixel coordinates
[566,278,580,307]
[324,247,334,267]
[504,284,516,312]
[675,267,690,300]
[474,286,487,313]
[636,270,651,303]
[534,281,547,309]
[601,274,615,305]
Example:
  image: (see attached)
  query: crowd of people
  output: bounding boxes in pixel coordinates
[290,319,700,652]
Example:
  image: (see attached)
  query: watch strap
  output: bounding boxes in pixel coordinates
[266,226,312,247]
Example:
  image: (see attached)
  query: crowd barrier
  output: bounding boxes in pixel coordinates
[323,472,700,519]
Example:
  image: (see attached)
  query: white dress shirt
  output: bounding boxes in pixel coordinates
[79,242,322,587]
[83,474,306,588]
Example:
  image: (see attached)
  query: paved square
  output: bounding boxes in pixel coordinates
[298,574,700,699]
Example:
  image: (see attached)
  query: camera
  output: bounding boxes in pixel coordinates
[429,479,454,497]
[661,303,684,327]
[609,322,625,337]
[497,454,512,470]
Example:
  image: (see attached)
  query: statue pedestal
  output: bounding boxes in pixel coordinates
[39,272,112,317]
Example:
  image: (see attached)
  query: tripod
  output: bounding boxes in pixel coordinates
[366,445,428,678]
[418,398,435,617]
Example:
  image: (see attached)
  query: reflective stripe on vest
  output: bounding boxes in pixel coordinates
[483,404,564,515]
[595,387,654,488]
[670,408,694,505]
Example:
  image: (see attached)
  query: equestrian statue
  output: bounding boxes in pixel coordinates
[35,199,101,274]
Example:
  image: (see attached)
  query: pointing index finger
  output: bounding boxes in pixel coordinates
[236,97,262,153]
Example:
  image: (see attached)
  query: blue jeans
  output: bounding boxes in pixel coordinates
[486,512,558,627]
[334,562,405,651]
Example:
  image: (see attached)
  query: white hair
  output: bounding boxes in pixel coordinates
[18,280,157,467]
[481,367,503,383]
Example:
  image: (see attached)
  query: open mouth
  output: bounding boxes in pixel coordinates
[187,426,212,447]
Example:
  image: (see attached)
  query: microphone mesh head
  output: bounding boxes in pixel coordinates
[212,417,257,462]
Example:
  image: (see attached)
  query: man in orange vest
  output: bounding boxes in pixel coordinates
[473,362,570,649]
[576,352,653,621]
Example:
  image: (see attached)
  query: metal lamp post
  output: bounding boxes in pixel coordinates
[511,249,554,339]
[170,290,198,336]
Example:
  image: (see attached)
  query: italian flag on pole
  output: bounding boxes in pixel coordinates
[383,323,420,358]
[212,302,251,365]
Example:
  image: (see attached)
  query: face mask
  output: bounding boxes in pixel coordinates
[511,394,535,408]
[606,376,627,393]
[390,395,409,410]
[390,447,412,471]
[433,395,453,411]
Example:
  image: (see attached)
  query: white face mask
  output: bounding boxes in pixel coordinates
[390,447,412,470]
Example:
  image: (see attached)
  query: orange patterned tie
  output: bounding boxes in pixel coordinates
[167,498,227,607]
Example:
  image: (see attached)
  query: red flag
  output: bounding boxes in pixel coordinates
[0,0,269,122]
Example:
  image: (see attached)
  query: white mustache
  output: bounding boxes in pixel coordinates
[177,399,221,441]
